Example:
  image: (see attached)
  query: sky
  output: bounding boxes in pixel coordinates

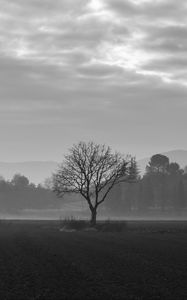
[0,0,187,162]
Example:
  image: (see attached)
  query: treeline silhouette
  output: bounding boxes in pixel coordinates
[0,174,59,213]
[0,154,187,218]
[106,154,187,217]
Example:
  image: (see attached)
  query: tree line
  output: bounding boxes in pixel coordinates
[0,174,59,212]
[0,142,186,224]
[106,154,187,216]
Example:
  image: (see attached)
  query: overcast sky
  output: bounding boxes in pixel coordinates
[0,0,187,162]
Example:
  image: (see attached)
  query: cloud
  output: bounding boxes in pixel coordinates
[0,0,187,161]
[104,0,187,21]
[101,0,187,82]
[77,63,124,77]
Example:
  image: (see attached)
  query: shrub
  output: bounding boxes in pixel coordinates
[59,217,127,232]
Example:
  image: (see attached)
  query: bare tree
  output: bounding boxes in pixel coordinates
[52,141,137,226]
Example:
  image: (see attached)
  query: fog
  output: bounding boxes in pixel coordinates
[0,154,187,221]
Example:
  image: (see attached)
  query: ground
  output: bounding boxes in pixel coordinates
[0,220,187,299]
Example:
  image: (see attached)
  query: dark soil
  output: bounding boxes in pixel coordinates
[0,220,187,299]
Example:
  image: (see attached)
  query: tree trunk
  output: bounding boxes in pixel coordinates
[90,208,97,227]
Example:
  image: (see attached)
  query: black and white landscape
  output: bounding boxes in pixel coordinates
[0,0,187,299]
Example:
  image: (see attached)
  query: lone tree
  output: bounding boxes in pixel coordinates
[52,141,137,226]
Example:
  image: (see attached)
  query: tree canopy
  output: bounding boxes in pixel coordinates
[146,154,169,174]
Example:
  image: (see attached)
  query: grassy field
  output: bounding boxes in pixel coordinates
[0,220,187,299]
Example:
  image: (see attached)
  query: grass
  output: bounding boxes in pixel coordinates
[0,220,187,299]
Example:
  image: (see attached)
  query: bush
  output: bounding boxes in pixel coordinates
[59,218,127,232]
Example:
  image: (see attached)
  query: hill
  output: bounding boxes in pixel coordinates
[0,150,187,184]
[0,161,58,184]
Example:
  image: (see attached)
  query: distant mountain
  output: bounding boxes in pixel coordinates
[0,161,58,184]
[138,150,187,175]
[0,150,187,184]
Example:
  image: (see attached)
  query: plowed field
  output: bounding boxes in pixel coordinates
[0,221,187,299]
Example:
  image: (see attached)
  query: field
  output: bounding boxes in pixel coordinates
[0,221,187,299]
